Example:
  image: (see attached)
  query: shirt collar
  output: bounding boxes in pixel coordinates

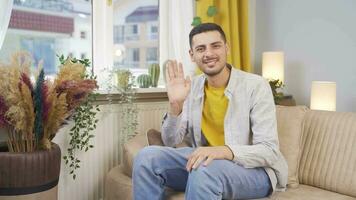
[194,63,238,100]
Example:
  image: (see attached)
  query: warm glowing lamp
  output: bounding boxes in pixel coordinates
[262,52,284,83]
[310,81,336,111]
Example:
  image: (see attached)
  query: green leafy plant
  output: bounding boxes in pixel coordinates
[191,5,218,26]
[269,79,284,104]
[58,55,100,180]
[207,5,218,17]
[191,17,202,26]
[116,69,132,90]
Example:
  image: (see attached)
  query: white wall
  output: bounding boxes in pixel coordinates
[252,0,356,112]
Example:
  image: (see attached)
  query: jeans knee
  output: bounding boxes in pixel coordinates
[187,167,222,193]
[133,146,164,170]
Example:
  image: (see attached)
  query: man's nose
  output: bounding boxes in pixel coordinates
[204,47,214,57]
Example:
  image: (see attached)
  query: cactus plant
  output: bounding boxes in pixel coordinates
[137,74,152,88]
[148,63,160,87]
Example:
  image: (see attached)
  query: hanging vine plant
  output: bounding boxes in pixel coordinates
[58,55,100,180]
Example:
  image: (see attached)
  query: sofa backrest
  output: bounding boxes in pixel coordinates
[298,110,356,197]
[276,106,308,188]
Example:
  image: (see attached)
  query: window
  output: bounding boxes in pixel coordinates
[151,26,158,33]
[112,0,159,79]
[147,22,158,40]
[0,0,92,76]
[146,47,158,63]
[114,25,124,43]
[81,53,86,59]
[132,48,140,62]
[21,38,56,74]
[80,31,86,39]
[132,25,138,34]
[119,48,139,69]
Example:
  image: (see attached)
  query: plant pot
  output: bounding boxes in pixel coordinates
[0,143,61,200]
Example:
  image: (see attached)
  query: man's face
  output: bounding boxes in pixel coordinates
[189,31,229,76]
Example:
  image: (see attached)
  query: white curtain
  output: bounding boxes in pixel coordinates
[0,0,13,50]
[159,0,195,83]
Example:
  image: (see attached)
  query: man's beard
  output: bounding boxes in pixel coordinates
[202,64,225,77]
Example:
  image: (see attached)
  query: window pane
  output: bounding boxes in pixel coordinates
[0,0,92,76]
[113,0,159,79]
[146,47,158,62]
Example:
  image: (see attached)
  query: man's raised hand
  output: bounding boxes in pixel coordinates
[165,60,191,116]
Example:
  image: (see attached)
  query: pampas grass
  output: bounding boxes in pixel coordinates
[0,53,97,152]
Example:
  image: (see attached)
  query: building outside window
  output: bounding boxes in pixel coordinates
[0,0,92,76]
[81,53,86,60]
[113,0,159,79]
[80,31,86,39]
[146,47,158,65]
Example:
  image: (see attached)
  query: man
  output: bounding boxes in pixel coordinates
[133,23,288,200]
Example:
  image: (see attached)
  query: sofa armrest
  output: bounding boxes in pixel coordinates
[122,132,148,177]
[122,129,165,177]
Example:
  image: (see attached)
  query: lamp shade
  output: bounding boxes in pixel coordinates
[310,81,336,111]
[262,52,284,82]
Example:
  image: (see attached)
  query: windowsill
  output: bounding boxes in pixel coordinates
[95,87,168,104]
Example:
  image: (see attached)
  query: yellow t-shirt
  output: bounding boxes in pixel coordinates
[201,82,228,146]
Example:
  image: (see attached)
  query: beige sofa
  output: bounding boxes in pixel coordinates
[104,106,356,200]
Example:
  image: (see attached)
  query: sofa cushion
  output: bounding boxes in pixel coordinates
[299,111,356,197]
[256,184,356,200]
[105,165,133,200]
[147,129,164,146]
[276,106,308,188]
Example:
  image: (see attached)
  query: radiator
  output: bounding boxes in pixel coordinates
[52,101,169,200]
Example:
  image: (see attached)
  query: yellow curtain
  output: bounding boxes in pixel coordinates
[196,0,251,72]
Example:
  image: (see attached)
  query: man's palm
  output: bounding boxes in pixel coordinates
[166,61,191,103]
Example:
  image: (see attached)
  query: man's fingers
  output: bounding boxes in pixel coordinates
[185,76,191,87]
[165,61,171,82]
[186,154,199,171]
[166,60,174,80]
[172,60,178,78]
[178,63,184,78]
[186,157,194,171]
[203,156,214,166]
[192,155,206,169]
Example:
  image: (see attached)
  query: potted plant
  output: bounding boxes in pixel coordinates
[0,52,99,198]
[268,79,284,104]
[148,63,160,87]
[114,69,138,144]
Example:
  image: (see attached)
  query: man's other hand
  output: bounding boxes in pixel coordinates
[186,146,234,171]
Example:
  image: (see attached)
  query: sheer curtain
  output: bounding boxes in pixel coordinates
[0,0,13,50]
[159,0,195,83]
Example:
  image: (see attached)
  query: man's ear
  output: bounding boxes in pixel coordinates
[189,49,195,62]
[225,42,230,54]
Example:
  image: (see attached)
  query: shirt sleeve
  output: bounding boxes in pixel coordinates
[161,94,190,147]
[226,79,283,168]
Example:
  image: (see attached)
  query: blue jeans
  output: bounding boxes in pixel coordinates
[132,146,272,200]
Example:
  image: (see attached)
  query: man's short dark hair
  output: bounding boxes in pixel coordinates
[189,23,226,48]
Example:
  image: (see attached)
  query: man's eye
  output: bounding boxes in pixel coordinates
[213,45,221,48]
[196,48,204,52]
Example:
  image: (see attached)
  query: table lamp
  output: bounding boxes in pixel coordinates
[262,51,284,83]
[262,51,285,104]
[310,81,336,111]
